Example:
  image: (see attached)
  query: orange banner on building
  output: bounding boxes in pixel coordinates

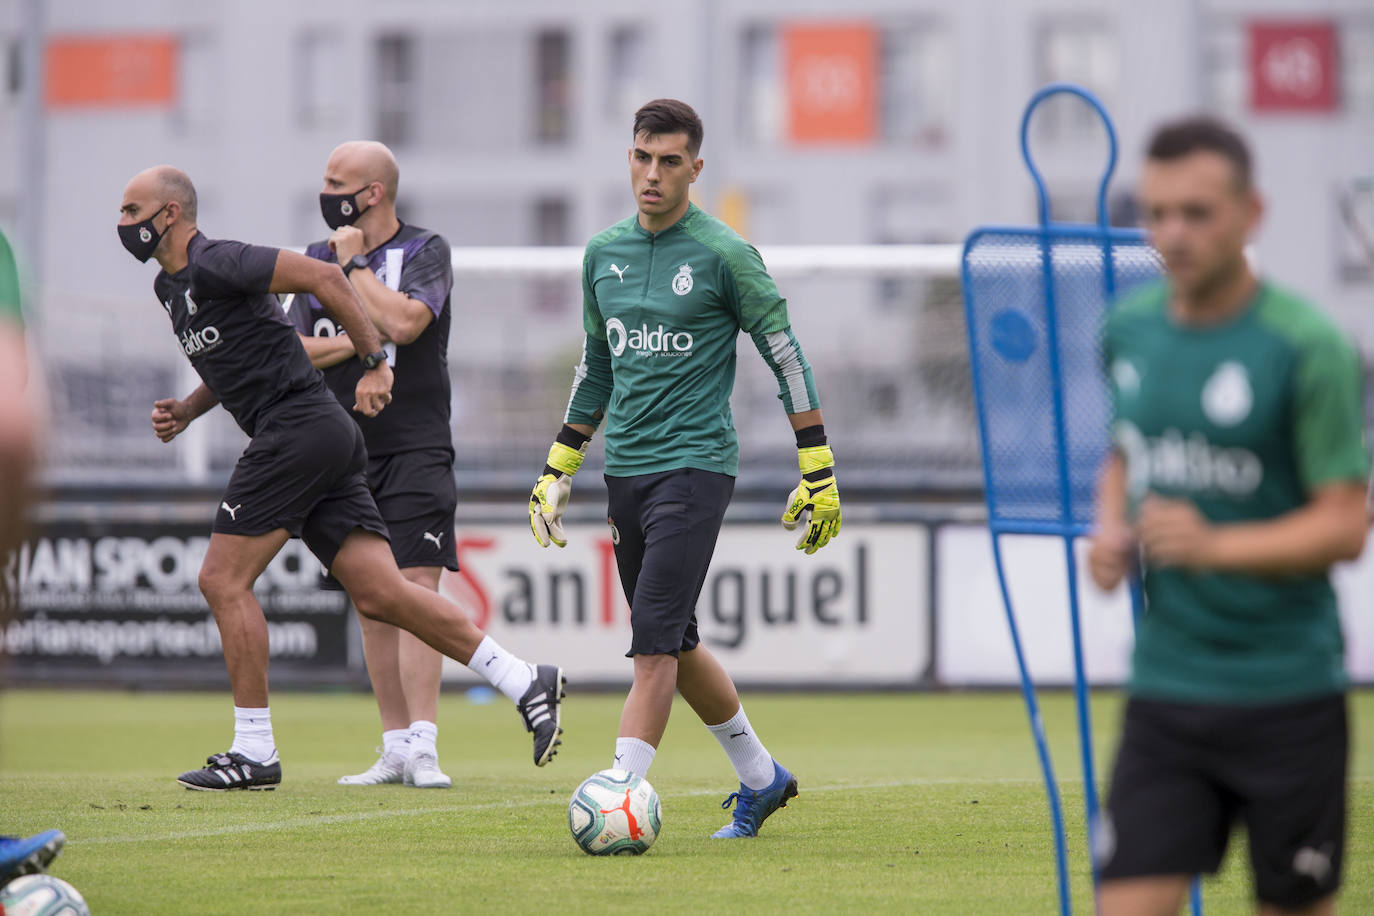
[46,35,177,108]
[784,23,877,144]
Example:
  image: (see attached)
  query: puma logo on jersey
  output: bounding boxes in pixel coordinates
[423,530,444,549]
[185,290,198,315]
[609,264,628,282]
[220,502,242,521]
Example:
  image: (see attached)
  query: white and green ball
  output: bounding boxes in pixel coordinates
[568,768,662,855]
[0,874,91,916]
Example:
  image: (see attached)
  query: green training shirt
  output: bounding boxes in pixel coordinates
[566,203,819,477]
[0,230,22,326]
[1106,280,1370,703]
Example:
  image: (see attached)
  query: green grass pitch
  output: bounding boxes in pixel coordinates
[2,688,1370,914]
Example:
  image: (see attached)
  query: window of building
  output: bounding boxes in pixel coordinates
[880,23,953,147]
[535,29,572,144]
[172,32,218,137]
[295,29,345,129]
[374,33,415,147]
[5,37,20,99]
[1034,19,1118,142]
[1343,19,1374,114]
[607,25,646,123]
[1203,19,1246,114]
[738,24,783,144]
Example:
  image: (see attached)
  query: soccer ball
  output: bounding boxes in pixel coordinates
[568,768,662,855]
[0,874,91,916]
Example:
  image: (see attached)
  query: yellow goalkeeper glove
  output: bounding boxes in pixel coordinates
[529,428,590,548]
[781,444,841,554]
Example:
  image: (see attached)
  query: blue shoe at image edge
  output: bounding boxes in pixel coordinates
[0,829,66,885]
[711,760,799,838]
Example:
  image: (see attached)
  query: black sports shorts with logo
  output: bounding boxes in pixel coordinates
[213,394,388,571]
[363,448,459,571]
[605,467,735,658]
[1096,693,1347,909]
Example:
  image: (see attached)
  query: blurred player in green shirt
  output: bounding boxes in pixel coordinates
[1090,117,1370,916]
[528,99,841,838]
[0,227,66,884]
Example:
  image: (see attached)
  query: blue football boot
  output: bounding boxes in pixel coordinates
[0,829,65,885]
[711,760,798,838]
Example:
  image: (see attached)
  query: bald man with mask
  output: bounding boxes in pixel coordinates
[121,165,566,791]
[288,141,460,789]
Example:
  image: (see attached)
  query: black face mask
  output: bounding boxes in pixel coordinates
[319,185,372,229]
[118,203,170,263]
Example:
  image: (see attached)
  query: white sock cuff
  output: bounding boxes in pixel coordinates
[382,728,411,756]
[613,737,657,779]
[705,706,746,735]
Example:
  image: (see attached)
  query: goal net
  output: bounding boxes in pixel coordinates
[36,244,977,495]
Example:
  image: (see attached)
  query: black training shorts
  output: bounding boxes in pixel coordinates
[365,448,459,571]
[605,467,734,658]
[214,397,388,571]
[1096,693,1347,910]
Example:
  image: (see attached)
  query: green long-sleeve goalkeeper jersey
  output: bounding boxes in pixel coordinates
[565,203,819,477]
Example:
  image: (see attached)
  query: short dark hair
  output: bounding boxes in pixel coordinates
[633,99,704,157]
[1145,116,1253,191]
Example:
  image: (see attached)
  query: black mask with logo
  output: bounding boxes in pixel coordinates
[118,202,170,263]
[319,185,372,230]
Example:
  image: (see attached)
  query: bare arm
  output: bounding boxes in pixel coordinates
[1087,453,1134,591]
[268,249,391,416]
[151,383,220,443]
[269,249,384,359]
[787,408,823,432]
[1140,482,1369,575]
[296,332,357,370]
[348,268,434,346]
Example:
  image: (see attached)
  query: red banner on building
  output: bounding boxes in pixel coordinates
[784,23,877,144]
[1249,21,1338,113]
[47,35,178,109]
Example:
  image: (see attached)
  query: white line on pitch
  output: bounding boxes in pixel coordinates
[74,777,1041,846]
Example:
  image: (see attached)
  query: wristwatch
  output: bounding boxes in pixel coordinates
[343,254,369,277]
[361,350,388,370]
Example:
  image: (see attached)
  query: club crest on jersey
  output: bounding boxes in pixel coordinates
[1201,361,1252,427]
[671,263,694,296]
[1111,358,1140,398]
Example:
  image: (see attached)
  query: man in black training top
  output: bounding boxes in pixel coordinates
[118,165,565,791]
[290,141,460,789]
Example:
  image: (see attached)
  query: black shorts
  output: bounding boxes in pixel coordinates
[1097,693,1348,909]
[605,468,734,658]
[366,448,459,571]
[214,399,388,571]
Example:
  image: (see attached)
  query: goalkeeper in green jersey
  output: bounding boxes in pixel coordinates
[1089,117,1370,915]
[528,98,839,838]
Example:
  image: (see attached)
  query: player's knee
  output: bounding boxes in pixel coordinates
[197,564,233,605]
[348,581,401,625]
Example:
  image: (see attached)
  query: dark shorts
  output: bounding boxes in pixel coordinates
[1097,693,1348,909]
[365,448,459,571]
[605,468,734,658]
[214,399,388,571]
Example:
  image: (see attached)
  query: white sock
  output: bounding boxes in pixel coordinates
[229,706,275,763]
[408,720,438,757]
[706,707,774,790]
[382,728,410,759]
[613,737,656,778]
[468,636,534,703]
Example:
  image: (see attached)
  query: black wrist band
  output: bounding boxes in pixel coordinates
[795,424,827,448]
[556,424,592,450]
